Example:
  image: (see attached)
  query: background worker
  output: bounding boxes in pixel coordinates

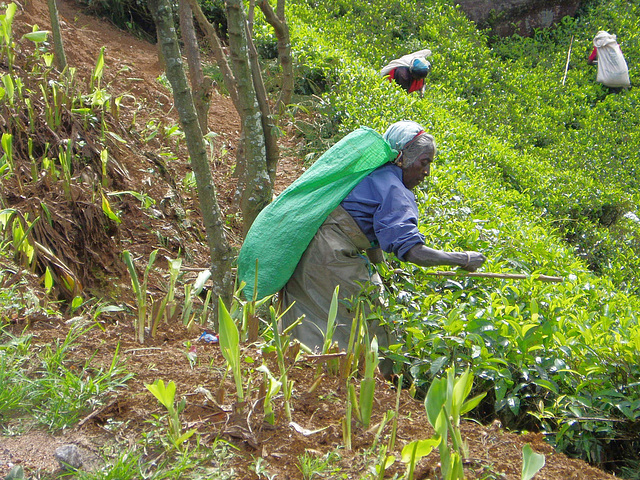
[380,49,432,95]
[587,31,630,88]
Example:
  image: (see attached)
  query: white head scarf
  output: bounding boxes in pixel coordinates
[380,49,432,77]
[383,120,435,167]
[383,120,425,152]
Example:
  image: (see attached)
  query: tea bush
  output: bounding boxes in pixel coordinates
[282,0,640,475]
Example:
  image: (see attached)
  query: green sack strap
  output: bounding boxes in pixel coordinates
[238,126,396,300]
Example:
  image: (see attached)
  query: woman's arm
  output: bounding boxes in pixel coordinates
[404,244,486,271]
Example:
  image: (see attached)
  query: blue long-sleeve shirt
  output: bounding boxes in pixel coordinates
[340,163,425,260]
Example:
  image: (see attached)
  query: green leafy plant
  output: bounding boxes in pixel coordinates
[358,336,378,429]
[90,45,105,91]
[181,268,212,326]
[401,438,440,480]
[521,443,545,480]
[58,139,73,200]
[0,208,38,270]
[107,190,156,209]
[425,366,487,480]
[0,3,17,70]
[145,379,196,449]
[22,24,51,71]
[1,73,15,107]
[343,381,353,451]
[160,256,182,324]
[340,289,380,381]
[265,303,301,422]
[256,364,282,425]
[1,132,14,176]
[373,444,396,480]
[218,297,244,403]
[122,249,157,344]
[101,193,122,223]
[321,285,339,356]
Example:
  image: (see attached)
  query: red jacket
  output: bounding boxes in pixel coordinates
[388,67,425,93]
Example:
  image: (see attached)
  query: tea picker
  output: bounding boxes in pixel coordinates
[380,49,432,95]
[238,121,485,373]
[587,31,630,89]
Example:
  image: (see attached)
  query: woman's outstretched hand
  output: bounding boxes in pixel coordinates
[460,251,486,272]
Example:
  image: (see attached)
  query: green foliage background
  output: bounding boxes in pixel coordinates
[255,0,640,476]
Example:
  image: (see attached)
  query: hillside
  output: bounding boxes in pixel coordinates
[0,0,635,478]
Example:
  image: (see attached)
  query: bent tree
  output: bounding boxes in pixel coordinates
[148,0,234,314]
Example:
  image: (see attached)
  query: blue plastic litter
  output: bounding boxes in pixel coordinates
[199,332,219,344]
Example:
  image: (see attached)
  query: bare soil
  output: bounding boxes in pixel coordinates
[0,0,619,478]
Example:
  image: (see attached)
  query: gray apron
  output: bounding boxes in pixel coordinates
[280,205,393,353]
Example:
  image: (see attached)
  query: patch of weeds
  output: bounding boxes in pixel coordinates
[141,412,167,449]
[27,326,134,431]
[318,391,341,403]
[0,269,56,324]
[83,437,239,480]
[71,449,145,480]
[202,63,229,96]
[476,466,508,479]
[0,330,32,419]
[0,422,27,436]
[251,456,277,479]
[297,449,342,479]
[182,171,197,192]
[103,418,128,433]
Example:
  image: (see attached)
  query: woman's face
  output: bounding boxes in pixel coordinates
[402,150,433,189]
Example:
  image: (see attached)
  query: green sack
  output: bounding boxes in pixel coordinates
[237,126,396,300]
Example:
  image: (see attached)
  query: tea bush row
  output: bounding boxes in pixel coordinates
[281,0,640,474]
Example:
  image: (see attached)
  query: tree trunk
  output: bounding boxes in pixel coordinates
[245,8,279,185]
[257,0,293,113]
[148,0,234,317]
[178,0,212,134]
[185,0,240,110]
[46,0,67,70]
[225,0,272,235]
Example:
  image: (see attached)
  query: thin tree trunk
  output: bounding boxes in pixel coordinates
[245,11,279,184]
[257,0,293,112]
[46,0,67,70]
[185,0,240,110]
[179,0,212,134]
[225,0,272,235]
[148,0,233,318]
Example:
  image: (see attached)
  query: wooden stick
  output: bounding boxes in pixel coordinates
[304,352,347,362]
[422,270,564,283]
[562,35,574,86]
